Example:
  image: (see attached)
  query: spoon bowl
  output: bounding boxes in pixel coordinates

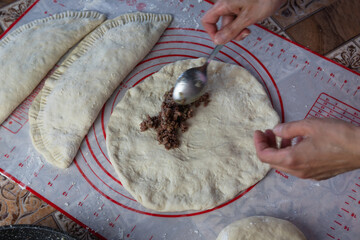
[172,45,223,105]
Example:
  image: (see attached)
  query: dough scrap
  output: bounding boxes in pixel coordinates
[0,11,106,124]
[216,216,306,240]
[29,12,172,169]
[106,58,280,212]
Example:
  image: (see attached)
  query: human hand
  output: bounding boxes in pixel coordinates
[201,0,286,45]
[254,118,360,180]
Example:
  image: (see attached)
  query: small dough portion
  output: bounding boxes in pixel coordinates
[216,216,306,240]
[0,11,106,124]
[106,58,280,212]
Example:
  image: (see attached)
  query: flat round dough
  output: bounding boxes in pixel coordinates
[216,216,306,240]
[106,58,279,212]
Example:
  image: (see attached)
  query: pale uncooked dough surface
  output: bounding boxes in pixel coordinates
[216,216,306,240]
[0,11,106,124]
[29,12,172,168]
[106,58,280,212]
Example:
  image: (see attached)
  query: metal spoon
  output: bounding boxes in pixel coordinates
[172,44,223,105]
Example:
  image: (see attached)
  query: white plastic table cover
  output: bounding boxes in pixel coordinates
[0,0,360,239]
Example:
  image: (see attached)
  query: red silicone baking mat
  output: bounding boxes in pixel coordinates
[1,0,360,239]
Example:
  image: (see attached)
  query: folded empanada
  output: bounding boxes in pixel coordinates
[0,11,106,124]
[29,12,172,168]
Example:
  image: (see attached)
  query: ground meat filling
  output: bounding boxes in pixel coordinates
[140,88,210,150]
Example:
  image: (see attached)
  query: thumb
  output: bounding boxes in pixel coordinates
[273,120,312,139]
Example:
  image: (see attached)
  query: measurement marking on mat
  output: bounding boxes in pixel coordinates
[289,54,297,65]
[109,214,120,228]
[47,174,58,187]
[306,93,360,127]
[341,208,349,213]
[62,183,75,197]
[78,194,89,207]
[93,204,105,217]
[306,93,360,239]
[277,49,285,58]
[340,80,347,90]
[265,43,273,53]
[334,220,342,226]
[353,86,360,96]
[33,165,44,177]
[326,233,335,239]
[126,225,136,238]
[348,195,356,200]
[275,170,288,179]
[18,155,30,167]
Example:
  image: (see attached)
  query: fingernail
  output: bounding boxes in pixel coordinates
[273,124,282,134]
[240,32,249,40]
[214,34,225,45]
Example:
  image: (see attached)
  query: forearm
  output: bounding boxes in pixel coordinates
[348,125,360,167]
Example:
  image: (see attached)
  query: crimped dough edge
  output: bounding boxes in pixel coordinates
[0,11,106,47]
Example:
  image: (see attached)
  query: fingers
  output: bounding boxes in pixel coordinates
[221,16,251,41]
[264,129,277,148]
[273,119,312,139]
[234,28,251,41]
[202,0,253,44]
[202,0,287,44]
[201,2,231,41]
[255,118,360,180]
[214,14,253,44]
[213,15,251,43]
[280,138,292,148]
[253,130,270,152]
[255,130,326,180]
[221,15,235,28]
[254,130,291,165]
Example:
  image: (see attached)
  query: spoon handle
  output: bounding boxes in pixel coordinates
[206,44,223,64]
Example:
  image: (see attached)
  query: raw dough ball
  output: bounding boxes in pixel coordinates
[106,58,279,212]
[216,216,306,240]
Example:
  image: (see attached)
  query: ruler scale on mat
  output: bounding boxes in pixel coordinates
[0,0,359,239]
